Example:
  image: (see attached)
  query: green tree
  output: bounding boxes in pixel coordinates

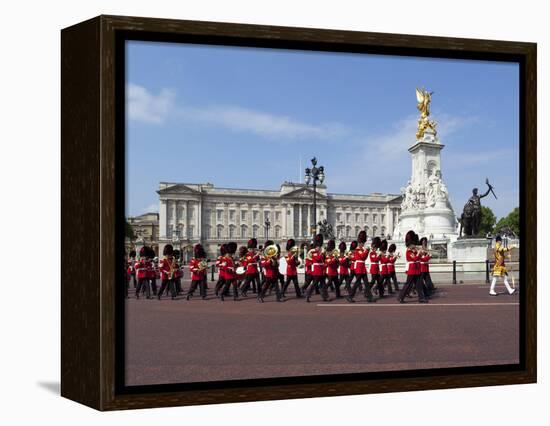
[479,205,496,236]
[125,219,136,241]
[495,207,520,236]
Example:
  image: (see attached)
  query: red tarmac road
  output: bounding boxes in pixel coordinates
[125,280,520,386]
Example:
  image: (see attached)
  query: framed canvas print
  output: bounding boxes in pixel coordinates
[61,15,536,410]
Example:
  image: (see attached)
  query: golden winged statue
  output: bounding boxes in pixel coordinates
[415,87,437,140]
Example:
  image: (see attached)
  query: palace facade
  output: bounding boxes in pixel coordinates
[157,181,402,259]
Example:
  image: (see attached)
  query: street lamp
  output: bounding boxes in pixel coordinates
[172,228,181,260]
[264,218,271,239]
[304,156,325,237]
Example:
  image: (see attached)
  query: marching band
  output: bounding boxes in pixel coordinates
[126,228,518,303]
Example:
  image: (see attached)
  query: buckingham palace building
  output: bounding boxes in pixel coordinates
[157,181,402,259]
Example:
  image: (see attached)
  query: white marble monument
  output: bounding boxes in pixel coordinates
[393,89,458,246]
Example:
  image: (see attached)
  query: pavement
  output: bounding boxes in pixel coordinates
[125,279,520,386]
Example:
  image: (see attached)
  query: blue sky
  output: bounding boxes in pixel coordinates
[126,40,519,219]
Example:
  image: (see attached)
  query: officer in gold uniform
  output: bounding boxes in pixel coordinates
[490,235,516,296]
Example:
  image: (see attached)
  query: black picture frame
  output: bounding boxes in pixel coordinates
[61,15,536,411]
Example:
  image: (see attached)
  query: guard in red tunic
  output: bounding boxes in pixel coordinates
[214,244,227,297]
[186,244,208,300]
[337,241,352,294]
[325,239,341,298]
[128,250,137,289]
[301,243,314,294]
[419,237,436,297]
[135,246,151,299]
[347,231,375,303]
[236,245,248,294]
[282,239,303,298]
[306,234,329,303]
[387,243,400,292]
[379,239,394,295]
[124,254,130,298]
[151,255,159,296]
[368,237,384,297]
[172,249,182,295]
[158,244,177,300]
[348,240,358,284]
[219,242,239,301]
[258,240,283,303]
[397,231,427,303]
[240,238,261,296]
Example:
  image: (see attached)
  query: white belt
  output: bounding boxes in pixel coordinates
[355,260,365,263]
[420,262,428,264]
[313,263,324,266]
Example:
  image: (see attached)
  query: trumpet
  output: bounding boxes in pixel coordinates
[168,256,177,279]
[197,259,208,271]
[288,246,299,256]
[331,248,340,257]
[306,248,316,261]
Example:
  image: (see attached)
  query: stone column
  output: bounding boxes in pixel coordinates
[159,199,167,238]
[298,203,302,237]
[197,198,202,242]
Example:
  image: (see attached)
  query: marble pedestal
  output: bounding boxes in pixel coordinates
[449,237,491,272]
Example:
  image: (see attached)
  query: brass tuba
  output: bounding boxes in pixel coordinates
[264,244,279,258]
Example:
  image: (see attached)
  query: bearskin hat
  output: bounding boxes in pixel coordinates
[420,236,428,246]
[265,240,274,248]
[193,243,203,257]
[314,233,324,248]
[220,244,227,256]
[139,246,147,258]
[238,245,248,258]
[358,230,367,244]
[286,238,296,251]
[495,235,502,242]
[163,244,174,256]
[327,239,335,251]
[414,233,420,246]
[338,241,347,252]
[247,238,258,249]
[350,240,358,250]
[129,250,136,258]
[309,242,315,250]
[405,230,416,247]
[196,246,206,259]
[173,249,181,259]
[371,236,381,249]
[148,247,156,258]
[380,239,388,252]
[226,242,237,255]
[388,243,396,253]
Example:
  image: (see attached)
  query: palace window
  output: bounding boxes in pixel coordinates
[217,210,223,221]
[241,224,248,238]
[275,211,281,221]
[355,213,360,222]
[241,210,247,221]
[252,225,259,238]
[229,210,235,221]
[229,225,235,239]
[253,210,259,221]
[217,225,224,239]
[346,213,351,222]
[336,213,342,222]
[381,214,385,223]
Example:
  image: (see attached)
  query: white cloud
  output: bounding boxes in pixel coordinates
[127,83,176,124]
[127,83,349,139]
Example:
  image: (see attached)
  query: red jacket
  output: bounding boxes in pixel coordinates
[369,250,381,275]
[304,257,312,276]
[338,254,350,275]
[216,255,226,280]
[221,255,236,280]
[353,246,369,275]
[189,258,206,281]
[325,255,339,277]
[380,253,389,275]
[285,254,299,276]
[261,256,277,278]
[420,252,431,273]
[310,250,325,277]
[244,252,259,275]
[159,257,175,281]
[135,259,148,280]
[388,254,397,273]
[406,249,419,276]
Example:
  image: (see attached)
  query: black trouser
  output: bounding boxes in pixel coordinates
[259,277,282,300]
[175,278,182,294]
[420,272,435,297]
[339,274,352,294]
[348,273,374,301]
[136,278,151,299]
[158,279,176,299]
[220,278,239,300]
[132,274,137,288]
[150,278,158,295]
[398,275,426,302]
[214,278,225,296]
[282,275,302,297]
[380,274,395,294]
[306,276,329,301]
[326,275,341,297]
[369,273,384,296]
[241,273,261,294]
[187,279,206,298]
[301,274,313,292]
[388,271,399,292]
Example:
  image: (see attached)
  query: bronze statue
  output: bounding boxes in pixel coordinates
[459,179,497,237]
[416,88,437,139]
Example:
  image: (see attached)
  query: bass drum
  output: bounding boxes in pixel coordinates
[236,266,246,279]
[278,257,287,275]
